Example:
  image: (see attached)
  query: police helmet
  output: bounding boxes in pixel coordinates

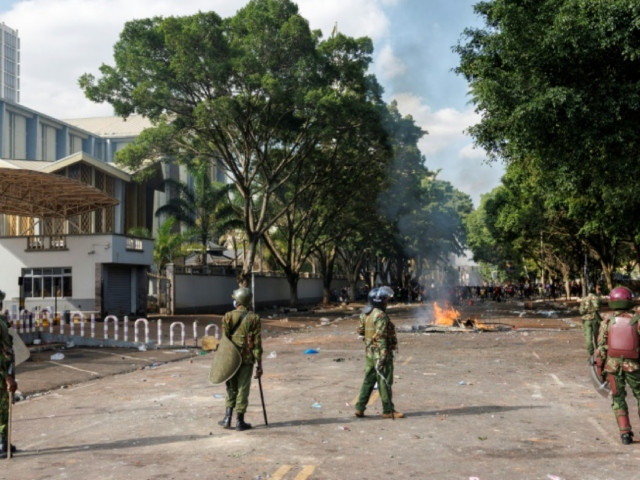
[609,286,633,310]
[368,286,394,308]
[232,287,252,307]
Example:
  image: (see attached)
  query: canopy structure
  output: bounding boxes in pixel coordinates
[0,167,119,218]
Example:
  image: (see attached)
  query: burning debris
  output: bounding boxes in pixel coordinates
[399,302,512,333]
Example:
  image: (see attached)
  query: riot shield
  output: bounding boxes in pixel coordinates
[9,327,30,366]
[208,335,242,385]
[589,353,611,398]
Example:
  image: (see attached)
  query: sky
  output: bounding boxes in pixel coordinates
[0,0,504,207]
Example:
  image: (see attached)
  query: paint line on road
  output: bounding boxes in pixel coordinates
[48,361,99,376]
[77,348,148,362]
[293,465,317,480]
[270,465,293,480]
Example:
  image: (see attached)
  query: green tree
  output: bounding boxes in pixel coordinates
[153,217,188,272]
[155,163,240,265]
[455,0,640,288]
[79,0,386,288]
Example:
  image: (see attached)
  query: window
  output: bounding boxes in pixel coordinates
[22,267,72,298]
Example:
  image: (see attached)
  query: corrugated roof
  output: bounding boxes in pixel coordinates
[0,167,119,218]
[62,115,152,138]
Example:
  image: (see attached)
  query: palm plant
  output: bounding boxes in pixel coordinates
[155,163,242,265]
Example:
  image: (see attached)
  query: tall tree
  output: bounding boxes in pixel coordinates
[79,0,383,287]
[455,0,640,287]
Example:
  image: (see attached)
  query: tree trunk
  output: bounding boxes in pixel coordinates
[600,260,614,291]
[286,272,300,308]
[238,235,259,287]
[317,247,337,305]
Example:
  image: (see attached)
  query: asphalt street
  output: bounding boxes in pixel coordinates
[3,300,640,480]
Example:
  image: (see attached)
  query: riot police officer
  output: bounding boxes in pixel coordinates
[596,286,640,445]
[218,287,263,431]
[0,291,17,456]
[354,286,404,419]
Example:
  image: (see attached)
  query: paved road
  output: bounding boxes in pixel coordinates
[3,301,640,479]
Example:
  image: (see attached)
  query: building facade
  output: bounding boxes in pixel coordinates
[0,23,19,103]
[0,99,157,318]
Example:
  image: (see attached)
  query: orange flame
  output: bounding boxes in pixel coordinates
[432,302,461,326]
[474,318,490,329]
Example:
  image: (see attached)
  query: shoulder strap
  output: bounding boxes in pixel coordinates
[228,311,249,337]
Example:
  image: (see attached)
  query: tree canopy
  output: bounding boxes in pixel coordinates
[456,0,640,290]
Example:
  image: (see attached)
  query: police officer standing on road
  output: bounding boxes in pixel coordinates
[0,290,18,456]
[218,287,263,431]
[596,286,640,445]
[354,286,404,419]
[580,284,602,357]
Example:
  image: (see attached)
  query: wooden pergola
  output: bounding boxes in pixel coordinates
[0,167,119,218]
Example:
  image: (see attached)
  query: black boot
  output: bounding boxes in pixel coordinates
[0,438,16,455]
[621,432,634,445]
[218,407,233,429]
[236,413,252,431]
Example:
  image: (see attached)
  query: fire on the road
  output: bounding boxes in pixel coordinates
[431,302,495,331]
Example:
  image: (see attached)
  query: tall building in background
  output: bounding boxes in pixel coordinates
[0,23,19,103]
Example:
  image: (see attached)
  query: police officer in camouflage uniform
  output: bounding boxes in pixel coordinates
[580,284,602,356]
[596,286,640,445]
[354,286,404,419]
[218,287,262,431]
[0,291,18,456]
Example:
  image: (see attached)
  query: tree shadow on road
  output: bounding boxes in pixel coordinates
[15,434,217,457]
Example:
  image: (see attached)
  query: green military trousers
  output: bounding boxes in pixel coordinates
[0,374,7,437]
[609,370,640,430]
[355,355,395,414]
[224,363,254,414]
[582,316,597,356]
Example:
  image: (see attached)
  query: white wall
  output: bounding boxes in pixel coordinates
[172,272,339,313]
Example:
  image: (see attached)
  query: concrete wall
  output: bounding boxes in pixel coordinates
[170,268,351,314]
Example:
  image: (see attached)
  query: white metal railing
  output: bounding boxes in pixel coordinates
[12,311,214,347]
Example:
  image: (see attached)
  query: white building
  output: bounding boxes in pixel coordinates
[0,100,158,317]
[0,23,19,103]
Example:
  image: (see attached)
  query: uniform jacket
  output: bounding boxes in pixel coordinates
[221,306,262,365]
[579,293,601,320]
[0,314,14,377]
[357,307,397,361]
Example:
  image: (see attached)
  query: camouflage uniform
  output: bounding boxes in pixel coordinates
[596,310,640,440]
[579,292,602,356]
[221,305,262,415]
[355,307,398,416]
[0,313,14,439]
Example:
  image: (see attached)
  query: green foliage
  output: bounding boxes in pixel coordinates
[155,163,241,264]
[456,0,640,287]
[80,0,390,287]
[153,217,188,271]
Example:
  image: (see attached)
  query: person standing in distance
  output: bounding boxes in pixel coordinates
[354,286,404,419]
[218,287,262,431]
[0,290,18,456]
[580,284,602,357]
[596,286,640,445]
